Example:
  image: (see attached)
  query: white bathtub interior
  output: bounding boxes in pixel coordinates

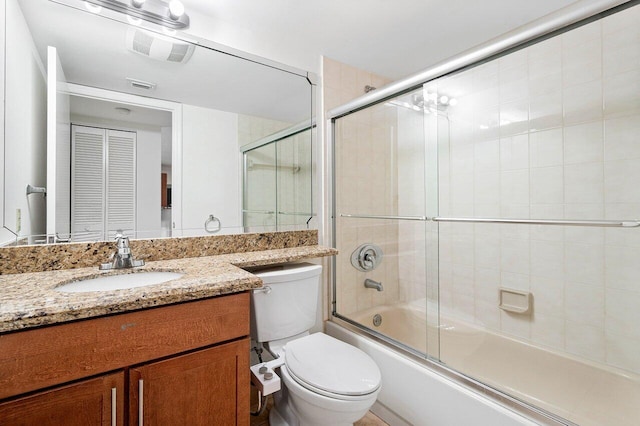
[351,302,640,426]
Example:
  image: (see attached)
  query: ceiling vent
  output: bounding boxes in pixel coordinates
[126,27,195,64]
[126,77,157,90]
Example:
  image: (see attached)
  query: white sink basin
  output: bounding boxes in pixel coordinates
[56,271,184,293]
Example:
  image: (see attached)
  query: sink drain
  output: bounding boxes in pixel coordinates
[373,314,382,327]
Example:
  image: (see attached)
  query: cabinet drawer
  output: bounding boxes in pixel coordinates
[0,293,249,399]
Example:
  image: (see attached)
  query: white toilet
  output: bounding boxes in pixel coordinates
[251,263,381,426]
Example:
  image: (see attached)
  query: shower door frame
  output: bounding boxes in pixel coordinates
[240,120,316,232]
[327,1,635,425]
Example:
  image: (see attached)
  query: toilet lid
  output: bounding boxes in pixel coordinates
[284,333,381,396]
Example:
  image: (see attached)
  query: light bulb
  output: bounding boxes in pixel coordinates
[169,0,185,20]
[449,98,458,106]
[439,95,449,105]
[131,0,145,7]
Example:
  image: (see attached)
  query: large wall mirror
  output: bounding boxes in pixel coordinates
[2,0,315,245]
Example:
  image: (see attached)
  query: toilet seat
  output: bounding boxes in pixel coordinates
[284,333,381,400]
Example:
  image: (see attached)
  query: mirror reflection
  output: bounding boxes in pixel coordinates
[3,0,314,245]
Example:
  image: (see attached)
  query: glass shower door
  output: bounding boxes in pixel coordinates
[276,128,313,229]
[333,88,436,358]
[243,143,277,232]
[430,5,640,425]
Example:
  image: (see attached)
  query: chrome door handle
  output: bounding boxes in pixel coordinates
[111,387,117,426]
[139,379,144,426]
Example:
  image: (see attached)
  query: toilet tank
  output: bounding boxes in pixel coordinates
[250,263,322,343]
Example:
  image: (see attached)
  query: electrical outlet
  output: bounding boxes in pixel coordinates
[16,208,21,233]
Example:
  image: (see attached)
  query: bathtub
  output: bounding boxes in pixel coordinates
[327,303,640,426]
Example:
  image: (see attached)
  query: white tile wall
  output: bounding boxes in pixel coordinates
[327,57,403,316]
[436,5,640,375]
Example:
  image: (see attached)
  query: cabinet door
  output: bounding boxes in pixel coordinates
[0,371,124,426]
[129,338,249,426]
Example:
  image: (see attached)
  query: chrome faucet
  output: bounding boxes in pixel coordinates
[99,232,145,270]
[364,278,384,291]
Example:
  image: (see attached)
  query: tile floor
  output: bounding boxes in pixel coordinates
[250,391,388,426]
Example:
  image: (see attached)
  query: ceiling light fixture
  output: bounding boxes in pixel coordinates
[168,0,185,20]
[83,0,189,29]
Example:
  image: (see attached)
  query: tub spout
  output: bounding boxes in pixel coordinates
[364,278,383,291]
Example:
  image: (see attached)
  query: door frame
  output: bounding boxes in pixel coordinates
[63,83,183,234]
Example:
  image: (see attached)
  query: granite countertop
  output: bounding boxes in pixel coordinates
[0,245,337,333]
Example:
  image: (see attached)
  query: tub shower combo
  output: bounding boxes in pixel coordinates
[329,2,640,425]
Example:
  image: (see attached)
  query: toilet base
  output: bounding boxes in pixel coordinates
[268,365,377,426]
[268,406,291,426]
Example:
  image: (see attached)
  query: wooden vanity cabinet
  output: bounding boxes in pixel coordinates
[0,372,125,426]
[129,339,249,425]
[0,293,250,426]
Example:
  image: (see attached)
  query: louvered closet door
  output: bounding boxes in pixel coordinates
[106,130,136,238]
[71,126,105,241]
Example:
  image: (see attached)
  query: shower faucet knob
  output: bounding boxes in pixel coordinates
[350,243,383,272]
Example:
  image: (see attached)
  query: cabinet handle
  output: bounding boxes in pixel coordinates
[111,387,117,426]
[139,379,144,426]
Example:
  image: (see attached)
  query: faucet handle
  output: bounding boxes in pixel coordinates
[113,232,131,256]
[114,232,129,245]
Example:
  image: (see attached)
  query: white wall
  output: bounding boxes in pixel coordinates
[161,165,172,185]
[4,0,47,241]
[0,1,8,244]
[182,104,241,234]
[136,130,162,236]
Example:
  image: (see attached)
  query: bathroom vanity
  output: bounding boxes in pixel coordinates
[0,294,249,425]
[0,233,337,425]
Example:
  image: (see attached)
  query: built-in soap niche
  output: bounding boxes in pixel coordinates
[498,288,532,315]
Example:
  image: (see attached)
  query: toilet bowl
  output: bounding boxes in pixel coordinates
[271,333,380,426]
[251,264,381,426]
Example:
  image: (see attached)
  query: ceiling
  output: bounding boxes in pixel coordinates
[70,96,172,128]
[181,0,581,80]
[69,96,173,165]
[20,0,586,126]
